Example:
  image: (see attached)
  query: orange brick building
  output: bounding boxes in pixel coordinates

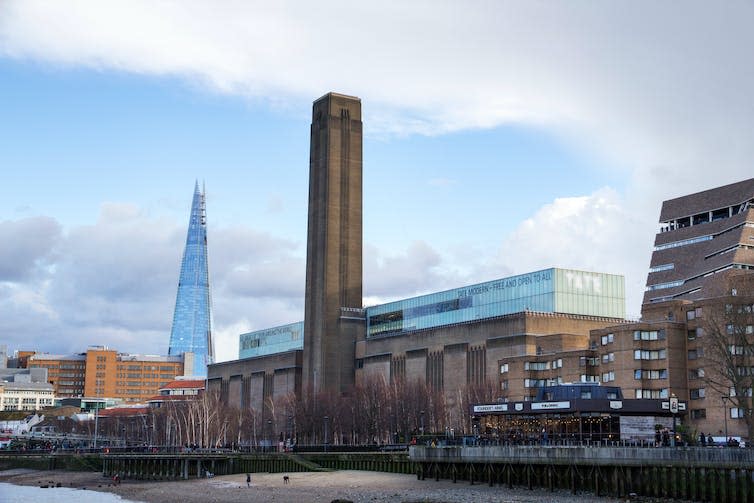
[27,346,189,403]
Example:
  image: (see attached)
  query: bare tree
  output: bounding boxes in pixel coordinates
[702,292,754,442]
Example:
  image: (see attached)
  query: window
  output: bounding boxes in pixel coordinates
[635,388,669,399]
[601,334,614,345]
[602,371,615,382]
[633,330,665,341]
[551,359,563,369]
[499,363,509,374]
[602,353,615,363]
[500,380,508,390]
[635,369,668,380]
[731,407,747,419]
[580,374,599,383]
[525,378,547,388]
[728,345,750,356]
[690,409,706,420]
[649,263,675,273]
[579,356,599,366]
[580,390,592,399]
[689,368,705,380]
[688,349,702,360]
[524,362,549,371]
[695,307,703,318]
[690,388,706,400]
[686,310,696,321]
[653,234,712,251]
[634,349,666,360]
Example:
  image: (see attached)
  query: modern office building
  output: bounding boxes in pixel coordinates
[26,346,187,403]
[168,182,215,377]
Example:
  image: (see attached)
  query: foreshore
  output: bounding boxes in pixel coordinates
[0,468,626,503]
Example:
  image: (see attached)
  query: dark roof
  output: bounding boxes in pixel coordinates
[659,178,754,222]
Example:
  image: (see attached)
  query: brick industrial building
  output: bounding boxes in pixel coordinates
[207,93,627,416]
[208,92,754,442]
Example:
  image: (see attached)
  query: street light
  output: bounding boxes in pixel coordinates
[669,394,678,447]
[420,411,425,437]
[93,401,101,450]
[722,395,730,444]
[323,416,329,452]
[267,419,272,452]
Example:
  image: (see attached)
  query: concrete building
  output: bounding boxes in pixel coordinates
[0,381,54,411]
[26,346,188,403]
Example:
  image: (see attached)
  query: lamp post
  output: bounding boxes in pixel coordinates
[669,393,678,447]
[93,401,101,450]
[287,415,293,449]
[323,416,329,452]
[420,411,425,438]
[267,419,272,452]
[121,426,126,449]
[722,395,730,444]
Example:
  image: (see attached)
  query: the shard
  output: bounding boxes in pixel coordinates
[168,181,214,376]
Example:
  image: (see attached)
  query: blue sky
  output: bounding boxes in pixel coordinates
[1,1,753,362]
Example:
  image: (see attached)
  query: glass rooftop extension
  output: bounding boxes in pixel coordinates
[239,321,304,359]
[365,268,625,338]
[237,268,625,356]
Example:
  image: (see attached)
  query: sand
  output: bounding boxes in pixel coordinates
[0,468,626,503]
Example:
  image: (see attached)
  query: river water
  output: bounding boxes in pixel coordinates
[0,482,143,502]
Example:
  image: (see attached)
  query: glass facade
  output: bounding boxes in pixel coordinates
[168,182,214,376]
[239,321,304,359]
[366,268,624,338]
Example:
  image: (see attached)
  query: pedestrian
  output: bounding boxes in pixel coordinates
[246,473,251,487]
[707,433,713,446]
[700,432,706,446]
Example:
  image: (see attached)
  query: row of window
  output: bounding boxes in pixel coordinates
[633,330,666,341]
[646,280,684,292]
[648,263,674,273]
[690,408,748,419]
[654,234,712,251]
[634,349,667,360]
[635,369,668,380]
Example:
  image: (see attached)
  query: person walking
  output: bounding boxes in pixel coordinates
[246,473,251,487]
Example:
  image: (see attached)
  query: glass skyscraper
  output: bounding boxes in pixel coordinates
[168,182,214,377]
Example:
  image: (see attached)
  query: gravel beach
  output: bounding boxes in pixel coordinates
[0,468,627,503]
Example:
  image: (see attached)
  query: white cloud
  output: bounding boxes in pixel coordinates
[0,205,306,360]
[494,187,652,318]
[0,216,61,281]
[1,1,752,356]
[2,1,753,195]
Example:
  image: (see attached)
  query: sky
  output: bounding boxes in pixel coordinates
[1,1,754,363]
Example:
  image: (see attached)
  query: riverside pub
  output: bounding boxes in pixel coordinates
[471,384,686,445]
